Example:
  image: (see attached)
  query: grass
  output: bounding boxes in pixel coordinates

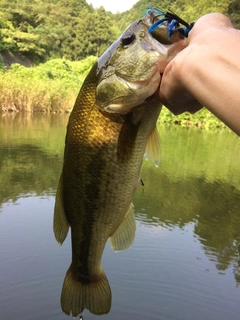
[0,56,97,113]
[0,56,229,131]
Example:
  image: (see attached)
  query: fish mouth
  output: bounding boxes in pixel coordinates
[97,75,160,114]
[96,63,162,115]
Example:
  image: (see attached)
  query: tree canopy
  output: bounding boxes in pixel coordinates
[0,0,238,64]
[0,0,118,62]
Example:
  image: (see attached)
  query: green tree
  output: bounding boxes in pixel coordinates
[92,7,118,57]
[226,0,240,28]
[115,0,175,32]
[0,0,99,62]
[61,6,118,60]
[0,0,50,61]
[0,11,16,51]
[171,0,228,22]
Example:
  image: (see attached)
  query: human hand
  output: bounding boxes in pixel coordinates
[158,13,234,115]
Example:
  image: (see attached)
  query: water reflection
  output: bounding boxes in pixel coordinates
[134,167,240,285]
[0,112,67,204]
[0,113,240,319]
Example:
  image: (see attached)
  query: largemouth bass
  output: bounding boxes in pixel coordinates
[54,16,181,317]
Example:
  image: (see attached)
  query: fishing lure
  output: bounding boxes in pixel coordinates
[146,6,195,39]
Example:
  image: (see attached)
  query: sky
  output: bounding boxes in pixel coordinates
[86,0,139,13]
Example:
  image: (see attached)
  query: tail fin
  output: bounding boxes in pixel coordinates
[60,266,112,317]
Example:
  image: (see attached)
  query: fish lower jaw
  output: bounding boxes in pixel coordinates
[103,101,144,114]
[101,78,159,114]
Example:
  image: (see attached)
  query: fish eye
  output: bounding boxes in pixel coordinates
[121,32,136,46]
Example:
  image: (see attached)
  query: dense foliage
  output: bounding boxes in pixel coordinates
[0,0,239,63]
[0,56,96,112]
[0,56,229,130]
[0,0,239,130]
[120,0,240,29]
[0,0,118,62]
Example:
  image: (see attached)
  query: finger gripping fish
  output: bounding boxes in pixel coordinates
[53,16,173,317]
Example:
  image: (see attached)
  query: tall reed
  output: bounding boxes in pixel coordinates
[0,56,97,113]
[0,56,229,131]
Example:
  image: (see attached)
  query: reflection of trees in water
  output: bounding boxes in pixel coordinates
[194,178,240,285]
[1,115,240,284]
[0,113,68,205]
[0,145,63,205]
[134,166,240,285]
[233,260,240,286]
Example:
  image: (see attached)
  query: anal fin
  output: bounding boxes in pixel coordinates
[109,203,136,252]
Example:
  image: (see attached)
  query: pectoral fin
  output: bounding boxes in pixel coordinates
[53,174,69,245]
[117,113,140,163]
[109,203,136,252]
[145,126,161,167]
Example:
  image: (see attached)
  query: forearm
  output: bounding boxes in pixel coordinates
[180,29,240,135]
[159,13,240,136]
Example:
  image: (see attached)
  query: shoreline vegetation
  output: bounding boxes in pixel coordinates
[0,0,238,132]
[0,57,230,131]
[0,56,97,114]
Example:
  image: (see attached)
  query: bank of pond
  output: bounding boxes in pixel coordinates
[0,57,229,131]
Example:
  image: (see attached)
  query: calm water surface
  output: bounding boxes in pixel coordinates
[0,113,240,320]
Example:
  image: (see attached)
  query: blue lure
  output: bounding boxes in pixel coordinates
[146,6,194,39]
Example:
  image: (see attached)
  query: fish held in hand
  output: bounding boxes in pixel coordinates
[53,16,172,318]
[96,22,169,114]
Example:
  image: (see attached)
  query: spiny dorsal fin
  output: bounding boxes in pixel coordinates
[145,126,161,167]
[53,174,69,245]
[109,203,136,252]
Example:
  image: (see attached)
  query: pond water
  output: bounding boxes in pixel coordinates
[0,112,240,320]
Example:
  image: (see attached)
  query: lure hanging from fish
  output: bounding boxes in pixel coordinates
[146,6,195,39]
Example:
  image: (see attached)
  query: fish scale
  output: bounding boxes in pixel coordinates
[53,14,182,317]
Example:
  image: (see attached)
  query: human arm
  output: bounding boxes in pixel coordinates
[159,13,240,136]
